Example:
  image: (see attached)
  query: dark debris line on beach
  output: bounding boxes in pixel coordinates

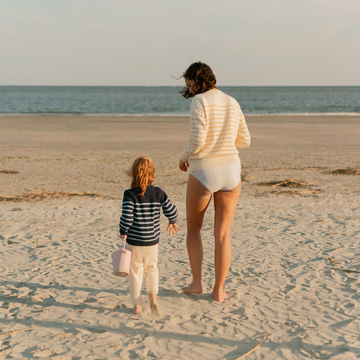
[0,190,118,202]
[256,179,311,188]
[0,170,19,174]
[324,169,360,175]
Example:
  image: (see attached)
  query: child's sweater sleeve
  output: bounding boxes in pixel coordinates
[119,191,134,235]
[161,192,178,224]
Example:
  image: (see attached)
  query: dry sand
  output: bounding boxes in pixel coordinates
[0,115,360,359]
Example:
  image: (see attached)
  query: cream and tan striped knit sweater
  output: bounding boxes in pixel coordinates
[180,88,251,173]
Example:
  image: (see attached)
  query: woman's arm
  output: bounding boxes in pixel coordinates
[235,107,251,148]
[180,97,208,162]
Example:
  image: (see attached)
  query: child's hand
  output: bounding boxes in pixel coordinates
[167,223,180,235]
[120,234,127,240]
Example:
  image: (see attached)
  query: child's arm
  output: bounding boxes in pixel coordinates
[161,192,180,235]
[119,191,134,239]
[161,193,178,225]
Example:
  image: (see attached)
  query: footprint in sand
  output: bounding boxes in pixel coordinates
[31,293,52,303]
[80,297,97,303]
[32,348,54,357]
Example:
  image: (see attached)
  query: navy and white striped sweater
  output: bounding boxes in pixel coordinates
[119,185,178,246]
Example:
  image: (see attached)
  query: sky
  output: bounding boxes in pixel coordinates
[1,0,359,86]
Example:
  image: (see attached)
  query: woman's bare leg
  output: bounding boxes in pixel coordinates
[183,174,212,293]
[213,181,241,302]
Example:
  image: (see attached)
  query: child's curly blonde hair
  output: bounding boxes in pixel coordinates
[126,156,155,196]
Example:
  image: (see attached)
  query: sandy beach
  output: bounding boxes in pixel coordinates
[1,115,360,359]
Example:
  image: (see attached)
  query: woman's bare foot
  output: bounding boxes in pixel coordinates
[212,289,226,302]
[182,282,203,294]
[133,305,142,314]
[149,293,159,311]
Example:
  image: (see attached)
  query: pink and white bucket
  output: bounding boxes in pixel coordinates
[112,245,132,277]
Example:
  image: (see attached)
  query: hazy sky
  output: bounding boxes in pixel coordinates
[1,0,359,86]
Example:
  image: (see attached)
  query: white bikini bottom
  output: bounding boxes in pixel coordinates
[191,162,241,193]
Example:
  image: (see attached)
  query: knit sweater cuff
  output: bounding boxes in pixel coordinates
[180,150,189,162]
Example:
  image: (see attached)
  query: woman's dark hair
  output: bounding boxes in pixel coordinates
[179,62,217,99]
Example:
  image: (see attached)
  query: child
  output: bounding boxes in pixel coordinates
[119,156,180,314]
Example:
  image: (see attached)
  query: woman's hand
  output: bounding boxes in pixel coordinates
[120,234,127,240]
[179,160,189,172]
[167,223,180,235]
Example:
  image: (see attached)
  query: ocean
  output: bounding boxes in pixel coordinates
[0,86,359,116]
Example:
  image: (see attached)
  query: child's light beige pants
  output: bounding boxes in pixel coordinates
[126,243,158,306]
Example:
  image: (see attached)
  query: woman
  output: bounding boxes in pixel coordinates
[179,62,251,302]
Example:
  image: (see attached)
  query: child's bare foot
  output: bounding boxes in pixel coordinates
[150,299,159,311]
[133,305,142,314]
[182,282,203,294]
[212,288,226,303]
[149,293,159,311]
